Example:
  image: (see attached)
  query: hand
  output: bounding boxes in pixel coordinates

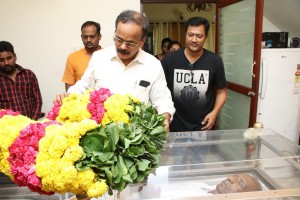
[164,118,170,132]
[201,112,217,130]
[54,93,69,104]
[163,113,171,132]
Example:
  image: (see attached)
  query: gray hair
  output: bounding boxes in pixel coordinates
[115,10,149,39]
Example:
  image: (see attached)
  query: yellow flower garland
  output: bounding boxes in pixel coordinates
[0,115,32,178]
[56,92,91,123]
[101,94,134,125]
[35,119,108,197]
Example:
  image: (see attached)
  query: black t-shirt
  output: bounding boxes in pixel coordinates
[161,48,227,132]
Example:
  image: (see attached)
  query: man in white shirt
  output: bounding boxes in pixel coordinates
[55,10,175,131]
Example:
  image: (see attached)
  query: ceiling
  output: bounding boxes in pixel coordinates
[264,0,300,38]
[143,0,300,39]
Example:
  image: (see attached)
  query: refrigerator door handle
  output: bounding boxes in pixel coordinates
[260,58,267,99]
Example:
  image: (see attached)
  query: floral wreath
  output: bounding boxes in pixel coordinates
[0,88,167,198]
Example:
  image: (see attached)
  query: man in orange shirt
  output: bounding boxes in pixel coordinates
[61,21,102,91]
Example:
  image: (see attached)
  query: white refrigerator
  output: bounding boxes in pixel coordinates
[257,48,300,143]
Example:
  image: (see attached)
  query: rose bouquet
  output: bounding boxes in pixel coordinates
[0,88,167,198]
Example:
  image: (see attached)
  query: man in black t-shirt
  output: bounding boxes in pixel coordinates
[161,16,227,132]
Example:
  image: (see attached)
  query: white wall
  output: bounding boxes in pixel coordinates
[263,16,292,46]
[0,0,140,115]
[263,17,280,33]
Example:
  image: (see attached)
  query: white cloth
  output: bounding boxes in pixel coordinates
[127,182,214,199]
[68,46,175,117]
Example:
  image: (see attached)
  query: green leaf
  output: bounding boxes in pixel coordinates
[134,105,141,114]
[114,181,126,191]
[130,170,138,181]
[122,174,133,183]
[124,158,134,169]
[150,126,166,136]
[135,173,146,183]
[114,172,122,184]
[136,159,151,171]
[130,132,144,144]
[145,145,159,154]
[117,155,128,176]
[80,132,104,152]
[128,164,136,174]
[92,152,114,163]
[125,145,145,157]
[106,124,120,151]
[111,165,119,178]
[123,138,131,150]
[105,169,113,185]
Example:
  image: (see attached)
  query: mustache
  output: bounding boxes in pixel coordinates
[4,64,12,68]
[0,64,15,75]
[117,48,130,55]
[190,42,198,45]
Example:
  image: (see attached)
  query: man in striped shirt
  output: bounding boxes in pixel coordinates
[0,41,43,120]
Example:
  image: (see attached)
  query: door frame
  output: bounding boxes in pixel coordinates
[216,0,264,127]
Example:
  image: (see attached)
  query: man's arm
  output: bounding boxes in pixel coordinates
[201,87,227,130]
[149,62,175,128]
[62,55,76,92]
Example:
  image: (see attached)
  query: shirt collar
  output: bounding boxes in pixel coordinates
[15,64,24,71]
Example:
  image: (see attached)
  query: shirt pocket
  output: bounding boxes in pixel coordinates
[134,80,151,102]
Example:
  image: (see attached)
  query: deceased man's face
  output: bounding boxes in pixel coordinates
[215,174,261,194]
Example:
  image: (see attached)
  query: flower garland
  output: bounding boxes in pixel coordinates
[47,88,111,124]
[7,120,58,195]
[0,111,32,179]
[243,128,261,140]
[87,88,112,124]
[101,94,135,125]
[0,88,166,199]
[46,101,61,121]
[0,109,20,118]
[35,119,107,197]
[55,92,91,123]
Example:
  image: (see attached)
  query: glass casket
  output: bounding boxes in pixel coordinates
[120,128,300,199]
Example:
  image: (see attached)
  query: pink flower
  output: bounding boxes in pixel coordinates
[87,88,112,124]
[8,121,58,195]
[0,109,20,118]
[46,101,61,120]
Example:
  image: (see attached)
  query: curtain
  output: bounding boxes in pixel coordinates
[152,22,169,56]
[204,23,215,53]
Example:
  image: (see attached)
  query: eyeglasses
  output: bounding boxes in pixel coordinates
[113,35,139,48]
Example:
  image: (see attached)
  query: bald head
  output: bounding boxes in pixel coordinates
[210,174,262,194]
